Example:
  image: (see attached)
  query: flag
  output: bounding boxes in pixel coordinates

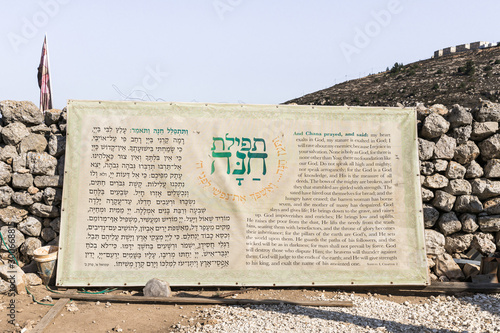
[38,35,52,112]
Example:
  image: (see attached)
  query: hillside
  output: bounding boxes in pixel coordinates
[285,46,500,108]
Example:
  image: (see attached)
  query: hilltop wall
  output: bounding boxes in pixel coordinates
[0,100,499,287]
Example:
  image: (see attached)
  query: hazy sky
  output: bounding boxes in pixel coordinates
[1,0,499,109]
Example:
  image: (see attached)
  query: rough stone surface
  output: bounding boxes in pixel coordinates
[465,160,484,178]
[444,179,471,195]
[433,135,456,160]
[0,145,18,163]
[0,100,43,125]
[423,174,449,189]
[34,175,63,188]
[44,109,61,126]
[425,229,445,255]
[460,213,479,233]
[11,173,33,189]
[0,226,25,250]
[484,197,500,215]
[418,138,435,161]
[479,133,500,160]
[484,159,500,178]
[20,237,42,258]
[473,100,500,122]
[19,133,48,154]
[434,159,449,172]
[432,190,456,212]
[471,232,496,255]
[421,188,434,202]
[421,113,450,139]
[40,227,57,242]
[454,141,480,164]
[420,161,434,176]
[444,233,473,254]
[18,216,42,236]
[438,212,462,236]
[1,122,30,145]
[12,191,34,206]
[29,203,60,218]
[447,105,473,128]
[143,278,172,297]
[0,205,28,224]
[423,204,439,228]
[451,125,471,145]
[478,215,500,232]
[27,152,57,176]
[0,186,14,208]
[435,253,465,280]
[48,134,66,157]
[25,272,43,286]
[470,178,500,199]
[445,161,466,179]
[0,263,27,294]
[0,162,12,186]
[453,195,483,213]
[471,121,498,140]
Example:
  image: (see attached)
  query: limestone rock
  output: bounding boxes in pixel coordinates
[445,179,472,195]
[484,159,500,178]
[27,152,57,176]
[0,162,12,186]
[454,141,480,165]
[432,190,456,212]
[434,159,448,172]
[12,192,34,206]
[48,134,66,157]
[452,125,472,145]
[445,161,466,180]
[478,134,500,160]
[19,134,47,154]
[438,212,461,236]
[460,213,479,233]
[430,104,449,116]
[420,161,434,176]
[421,113,450,139]
[0,145,18,163]
[49,217,60,233]
[0,263,27,294]
[0,186,14,208]
[422,188,434,202]
[471,232,496,255]
[465,160,484,179]
[478,215,500,232]
[447,105,473,128]
[470,178,500,199]
[143,278,172,297]
[418,139,435,161]
[41,227,57,242]
[435,253,465,280]
[453,195,483,213]
[2,122,30,145]
[0,226,25,250]
[44,109,62,126]
[433,135,456,160]
[471,121,498,141]
[25,273,43,286]
[29,123,51,134]
[0,100,44,125]
[423,204,439,228]
[445,233,473,253]
[34,175,63,188]
[29,203,60,218]
[0,279,8,294]
[0,206,28,224]
[43,187,61,206]
[472,100,500,122]
[20,237,42,258]
[12,153,28,173]
[483,197,500,214]
[12,173,33,189]
[423,174,449,189]
[18,216,42,236]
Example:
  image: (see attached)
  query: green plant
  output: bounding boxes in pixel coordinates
[484,65,493,71]
[431,83,439,91]
[374,78,380,83]
[389,62,404,75]
[459,82,466,89]
[494,59,500,65]
[458,60,475,76]
[408,69,416,76]
[436,69,443,74]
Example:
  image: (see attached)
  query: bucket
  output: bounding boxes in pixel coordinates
[33,246,58,285]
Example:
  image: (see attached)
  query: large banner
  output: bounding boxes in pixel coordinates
[57,101,428,287]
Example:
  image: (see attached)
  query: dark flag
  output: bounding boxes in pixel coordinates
[38,35,52,112]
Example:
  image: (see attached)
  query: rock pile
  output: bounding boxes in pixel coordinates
[0,100,65,291]
[420,100,500,280]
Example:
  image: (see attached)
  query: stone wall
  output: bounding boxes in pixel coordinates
[419,101,500,281]
[0,99,499,289]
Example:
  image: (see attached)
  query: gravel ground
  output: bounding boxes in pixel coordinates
[175,292,500,333]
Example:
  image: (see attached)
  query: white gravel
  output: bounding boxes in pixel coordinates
[175,292,500,333]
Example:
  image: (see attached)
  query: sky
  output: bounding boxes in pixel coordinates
[1,0,500,110]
